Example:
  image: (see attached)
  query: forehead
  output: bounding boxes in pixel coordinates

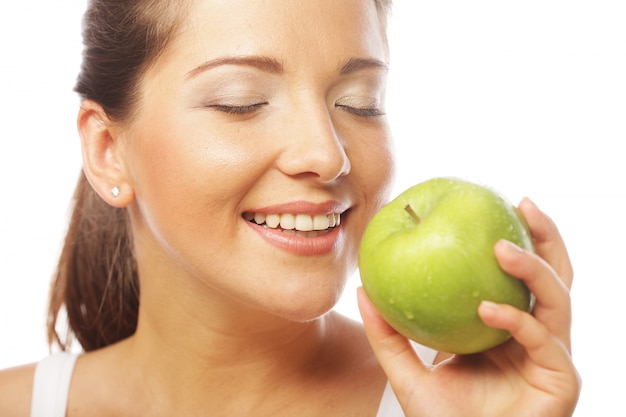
[159,0,388,72]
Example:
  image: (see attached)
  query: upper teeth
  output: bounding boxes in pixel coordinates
[244,212,341,231]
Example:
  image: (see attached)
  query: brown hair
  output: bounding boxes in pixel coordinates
[47,0,186,351]
[48,0,393,352]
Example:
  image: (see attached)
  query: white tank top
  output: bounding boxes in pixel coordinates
[30,353,78,417]
[30,345,436,417]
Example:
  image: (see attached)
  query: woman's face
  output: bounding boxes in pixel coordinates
[120,0,395,321]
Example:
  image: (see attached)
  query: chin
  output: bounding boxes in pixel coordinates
[280,296,340,323]
[259,275,349,323]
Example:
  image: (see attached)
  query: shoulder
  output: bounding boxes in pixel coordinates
[325,312,387,386]
[0,362,36,417]
[327,312,378,363]
[329,311,441,366]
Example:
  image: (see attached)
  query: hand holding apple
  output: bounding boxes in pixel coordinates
[358,177,534,354]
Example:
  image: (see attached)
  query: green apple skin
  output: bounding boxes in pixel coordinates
[358,177,534,355]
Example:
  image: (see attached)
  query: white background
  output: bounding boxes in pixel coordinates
[1,1,624,415]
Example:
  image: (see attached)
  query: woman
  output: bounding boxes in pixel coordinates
[0,0,580,415]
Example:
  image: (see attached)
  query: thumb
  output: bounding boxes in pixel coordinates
[357,287,430,400]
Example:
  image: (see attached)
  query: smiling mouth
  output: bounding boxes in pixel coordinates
[243,212,341,238]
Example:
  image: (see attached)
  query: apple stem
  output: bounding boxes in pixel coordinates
[404,204,421,223]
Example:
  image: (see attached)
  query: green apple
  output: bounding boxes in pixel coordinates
[358,177,534,354]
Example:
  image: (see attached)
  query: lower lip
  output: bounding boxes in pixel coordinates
[245,220,345,256]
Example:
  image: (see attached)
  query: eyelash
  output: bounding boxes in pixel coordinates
[207,103,384,118]
[209,103,268,114]
[336,105,385,118]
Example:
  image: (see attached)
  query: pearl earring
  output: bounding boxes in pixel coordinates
[111,186,121,198]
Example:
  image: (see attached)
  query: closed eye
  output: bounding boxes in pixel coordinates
[336,104,385,118]
[208,102,268,114]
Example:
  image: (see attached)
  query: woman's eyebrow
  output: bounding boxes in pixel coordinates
[186,55,284,78]
[340,57,389,75]
[185,55,387,79]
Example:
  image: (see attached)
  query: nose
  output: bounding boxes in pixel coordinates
[276,102,351,183]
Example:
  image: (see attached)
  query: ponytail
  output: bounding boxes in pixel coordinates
[48,0,185,351]
[47,172,139,351]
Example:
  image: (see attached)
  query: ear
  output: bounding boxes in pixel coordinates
[78,100,134,208]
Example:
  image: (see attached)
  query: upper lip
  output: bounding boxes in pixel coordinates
[243,200,350,215]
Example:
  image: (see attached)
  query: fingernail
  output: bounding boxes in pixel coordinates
[500,239,523,254]
[479,300,500,316]
[520,196,540,212]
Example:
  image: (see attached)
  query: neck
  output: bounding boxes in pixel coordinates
[133,296,329,369]
[114,272,336,411]
[82,270,386,417]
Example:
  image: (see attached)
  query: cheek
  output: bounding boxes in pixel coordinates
[130,112,259,198]
[353,133,396,217]
[344,131,395,259]
[124,119,264,250]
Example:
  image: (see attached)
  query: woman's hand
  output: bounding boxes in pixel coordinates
[358,198,581,417]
